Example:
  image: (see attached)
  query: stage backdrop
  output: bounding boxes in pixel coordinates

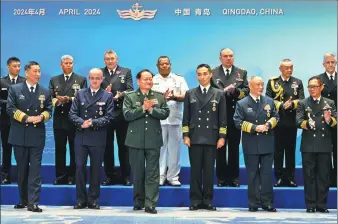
[1,0,337,166]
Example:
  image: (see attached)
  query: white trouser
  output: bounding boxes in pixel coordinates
[159,124,182,182]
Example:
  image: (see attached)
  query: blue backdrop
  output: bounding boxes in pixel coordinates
[1,0,337,166]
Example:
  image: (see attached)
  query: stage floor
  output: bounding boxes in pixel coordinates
[1,205,336,224]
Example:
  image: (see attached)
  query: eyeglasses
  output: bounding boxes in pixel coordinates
[89,77,102,81]
[307,85,321,89]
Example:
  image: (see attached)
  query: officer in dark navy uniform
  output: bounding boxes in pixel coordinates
[317,53,337,187]
[183,64,227,211]
[211,48,249,187]
[69,68,114,209]
[7,61,52,213]
[49,55,87,185]
[296,76,337,213]
[266,59,305,187]
[234,76,279,212]
[0,57,26,184]
[100,50,133,186]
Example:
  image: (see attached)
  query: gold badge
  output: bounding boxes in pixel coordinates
[39,95,45,109]
[264,104,271,111]
[72,84,80,96]
[212,107,216,111]
[267,112,270,118]
[99,111,103,115]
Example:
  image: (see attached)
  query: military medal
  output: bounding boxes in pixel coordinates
[39,95,45,109]
[72,84,80,96]
[323,101,332,111]
[264,104,271,117]
[97,102,105,115]
[212,103,216,111]
[55,86,59,96]
[119,75,125,83]
[291,82,298,96]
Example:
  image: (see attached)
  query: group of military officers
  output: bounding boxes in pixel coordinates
[0,49,336,214]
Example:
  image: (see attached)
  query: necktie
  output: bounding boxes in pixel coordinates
[226,69,230,76]
[109,70,114,76]
[330,75,334,81]
[11,78,15,85]
[30,87,34,93]
[203,88,207,95]
[92,91,96,96]
[313,99,319,104]
[65,76,69,82]
[256,98,260,104]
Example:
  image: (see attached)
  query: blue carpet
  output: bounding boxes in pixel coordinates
[1,184,336,208]
[0,205,336,224]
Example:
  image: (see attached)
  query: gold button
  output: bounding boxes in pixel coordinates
[34,125,36,127]
[35,110,37,112]
[322,128,325,130]
[130,130,133,132]
[313,128,316,130]
[198,125,200,128]
[26,124,28,127]
[85,115,87,117]
[61,111,64,114]
[27,109,29,111]
[232,99,235,102]
[117,104,120,107]
[322,134,325,137]
[322,121,325,123]
[146,115,148,117]
[206,118,209,121]
[256,133,259,135]
[199,118,201,120]
[199,111,201,113]
[95,116,97,118]
[328,94,331,97]
[256,120,258,122]
[232,106,235,108]
[313,134,316,137]
[265,133,268,135]
[206,126,209,128]
[145,128,148,130]
[85,110,87,112]
[146,121,148,123]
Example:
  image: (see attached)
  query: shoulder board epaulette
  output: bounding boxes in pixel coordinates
[269,76,279,80]
[125,90,136,95]
[152,90,164,95]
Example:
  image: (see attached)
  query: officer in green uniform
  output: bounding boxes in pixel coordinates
[123,69,170,214]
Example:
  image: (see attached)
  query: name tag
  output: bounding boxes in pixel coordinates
[1,88,7,90]
[247,108,253,113]
[19,95,25,100]
[96,102,106,106]
[190,98,196,103]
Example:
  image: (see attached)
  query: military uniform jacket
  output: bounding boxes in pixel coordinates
[182,87,227,146]
[296,97,337,153]
[49,73,87,130]
[211,65,249,124]
[0,75,26,130]
[266,76,305,127]
[6,82,52,148]
[317,72,337,107]
[101,66,134,119]
[123,89,170,149]
[69,88,114,147]
[233,95,279,155]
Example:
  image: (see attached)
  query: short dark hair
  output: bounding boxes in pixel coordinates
[136,69,154,79]
[196,64,211,72]
[24,61,40,71]
[7,57,20,65]
[157,56,170,65]
[308,76,323,86]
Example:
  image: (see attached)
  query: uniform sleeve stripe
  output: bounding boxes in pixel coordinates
[182,126,189,133]
[293,100,299,109]
[241,121,253,133]
[41,111,50,121]
[268,117,278,129]
[238,91,245,99]
[13,110,26,122]
[52,98,58,107]
[331,117,337,127]
[301,120,307,129]
[219,127,227,134]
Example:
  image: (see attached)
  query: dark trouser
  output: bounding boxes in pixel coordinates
[330,127,337,186]
[274,126,297,181]
[129,147,160,208]
[1,126,12,178]
[104,118,130,178]
[216,123,240,182]
[54,128,76,179]
[189,144,216,205]
[13,145,43,205]
[75,143,105,205]
[244,153,274,208]
[302,152,331,209]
